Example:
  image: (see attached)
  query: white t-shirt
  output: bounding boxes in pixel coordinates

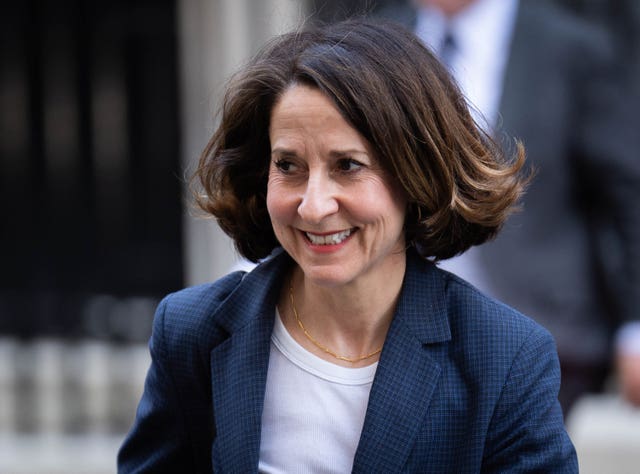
[258,310,378,473]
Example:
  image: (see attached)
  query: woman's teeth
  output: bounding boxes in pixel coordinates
[305,229,352,245]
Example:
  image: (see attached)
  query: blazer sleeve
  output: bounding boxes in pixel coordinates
[481,326,578,473]
[117,271,245,473]
[117,296,197,473]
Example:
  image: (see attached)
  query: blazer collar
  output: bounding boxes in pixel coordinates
[210,248,292,335]
[209,248,451,472]
[353,251,451,471]
[209,247,451,342]
[394,250,452,344]
[209,249,292,472]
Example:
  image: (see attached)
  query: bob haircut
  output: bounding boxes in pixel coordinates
[194,18,527,262]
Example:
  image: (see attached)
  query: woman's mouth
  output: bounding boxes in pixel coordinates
[304,229,354,245]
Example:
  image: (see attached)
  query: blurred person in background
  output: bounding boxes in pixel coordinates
[559,2,640,407]
[377,0,640,415]
[118,18,577,472]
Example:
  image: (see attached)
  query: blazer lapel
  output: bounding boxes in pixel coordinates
[209,250,291,473]
[206,250,450,472]
[353,253,451,472]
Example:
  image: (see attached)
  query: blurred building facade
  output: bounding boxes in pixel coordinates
[0,1,302,472]
[1,0,309,343]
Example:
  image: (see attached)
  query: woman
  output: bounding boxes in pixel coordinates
[118,18,577,473]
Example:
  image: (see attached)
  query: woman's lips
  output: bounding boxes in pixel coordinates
[303,228,356,245]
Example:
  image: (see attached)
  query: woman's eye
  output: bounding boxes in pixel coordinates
[337,159,363,172]
[274,159,295,172]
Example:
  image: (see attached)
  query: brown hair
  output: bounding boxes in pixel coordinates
[193,18,528,262]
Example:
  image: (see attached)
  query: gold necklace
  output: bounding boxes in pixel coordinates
[288,280,383,363]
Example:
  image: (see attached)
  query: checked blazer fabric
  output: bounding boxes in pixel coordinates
[118,248,577,473]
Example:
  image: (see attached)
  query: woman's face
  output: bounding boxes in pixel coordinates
[267,85,407,288]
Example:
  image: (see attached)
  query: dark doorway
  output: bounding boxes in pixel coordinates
[1,0,183,342]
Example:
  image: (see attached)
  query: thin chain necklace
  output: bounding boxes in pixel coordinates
[288,280,383,363]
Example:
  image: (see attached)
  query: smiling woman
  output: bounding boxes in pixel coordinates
[118,17,578,473]
[267,85,407,293]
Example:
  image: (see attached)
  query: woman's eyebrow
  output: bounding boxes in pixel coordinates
[271,148,298,158]
[328,149,369,159]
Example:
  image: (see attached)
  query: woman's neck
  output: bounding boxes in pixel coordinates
[281,255,406,367]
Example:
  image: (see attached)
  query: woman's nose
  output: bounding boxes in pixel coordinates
[297,174,339,224]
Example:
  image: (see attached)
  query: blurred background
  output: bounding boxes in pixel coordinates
[0,0,638,472]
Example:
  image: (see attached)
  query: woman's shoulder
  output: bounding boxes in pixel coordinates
[154,271,248,343]
[153,249,291,350]
[162,271,247,315]
[431,267,563,412]
[436,266,554,349]
[403,254,553,353]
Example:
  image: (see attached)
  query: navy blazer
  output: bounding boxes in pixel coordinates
[118,249,577,473]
